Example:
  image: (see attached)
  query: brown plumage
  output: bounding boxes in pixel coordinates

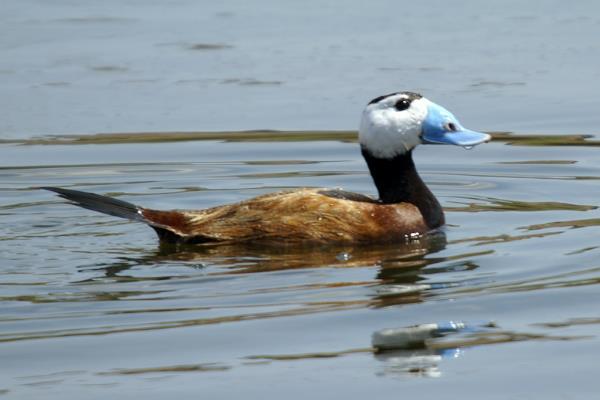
[141,188,430,244]
[42,150,443,245]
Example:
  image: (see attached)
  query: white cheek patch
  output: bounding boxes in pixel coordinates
[359,97,430,158]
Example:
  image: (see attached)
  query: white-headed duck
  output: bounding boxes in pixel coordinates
[44,92,490,245]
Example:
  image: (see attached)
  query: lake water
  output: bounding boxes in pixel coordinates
[2,1,600,399]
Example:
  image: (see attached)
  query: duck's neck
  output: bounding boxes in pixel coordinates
[361,148,445,229]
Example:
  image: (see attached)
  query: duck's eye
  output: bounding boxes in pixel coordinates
[394,98,411,111]
[445,122,458,132]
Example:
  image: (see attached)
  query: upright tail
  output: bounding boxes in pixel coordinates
[43,187,211,244]
[42,187,145,222]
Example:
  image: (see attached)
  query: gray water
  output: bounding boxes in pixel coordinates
[2,1,600,399]
[2,0,600,139]
[3,134,600,398]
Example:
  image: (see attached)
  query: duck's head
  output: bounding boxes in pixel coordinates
[359,92,490,158]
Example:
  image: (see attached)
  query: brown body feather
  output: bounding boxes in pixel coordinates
[141,188,431,245]
[44,149,443,245]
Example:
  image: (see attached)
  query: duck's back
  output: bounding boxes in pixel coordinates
[141,188,430,244]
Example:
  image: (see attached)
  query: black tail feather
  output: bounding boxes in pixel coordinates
[42,187,145,222]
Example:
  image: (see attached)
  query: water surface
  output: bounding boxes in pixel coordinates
[2,132,600,398]
[2,0,600,138]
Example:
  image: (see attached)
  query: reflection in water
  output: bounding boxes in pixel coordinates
[151,231,448,273]
[70,231,492,313]
[245,346,453,379]
[372,325,588,378]
[79,231,449,280]
[374,349,455,378]
[89,232,454,309]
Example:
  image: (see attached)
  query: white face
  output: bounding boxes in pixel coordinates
[359,93,431,158]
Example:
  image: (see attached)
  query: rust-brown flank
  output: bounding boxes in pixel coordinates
[141,189,430,244]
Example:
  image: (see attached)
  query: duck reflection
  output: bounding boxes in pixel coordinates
[153,230,448,273]
[89,230,486,309]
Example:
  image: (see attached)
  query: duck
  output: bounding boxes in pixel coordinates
[44,92,490,245]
